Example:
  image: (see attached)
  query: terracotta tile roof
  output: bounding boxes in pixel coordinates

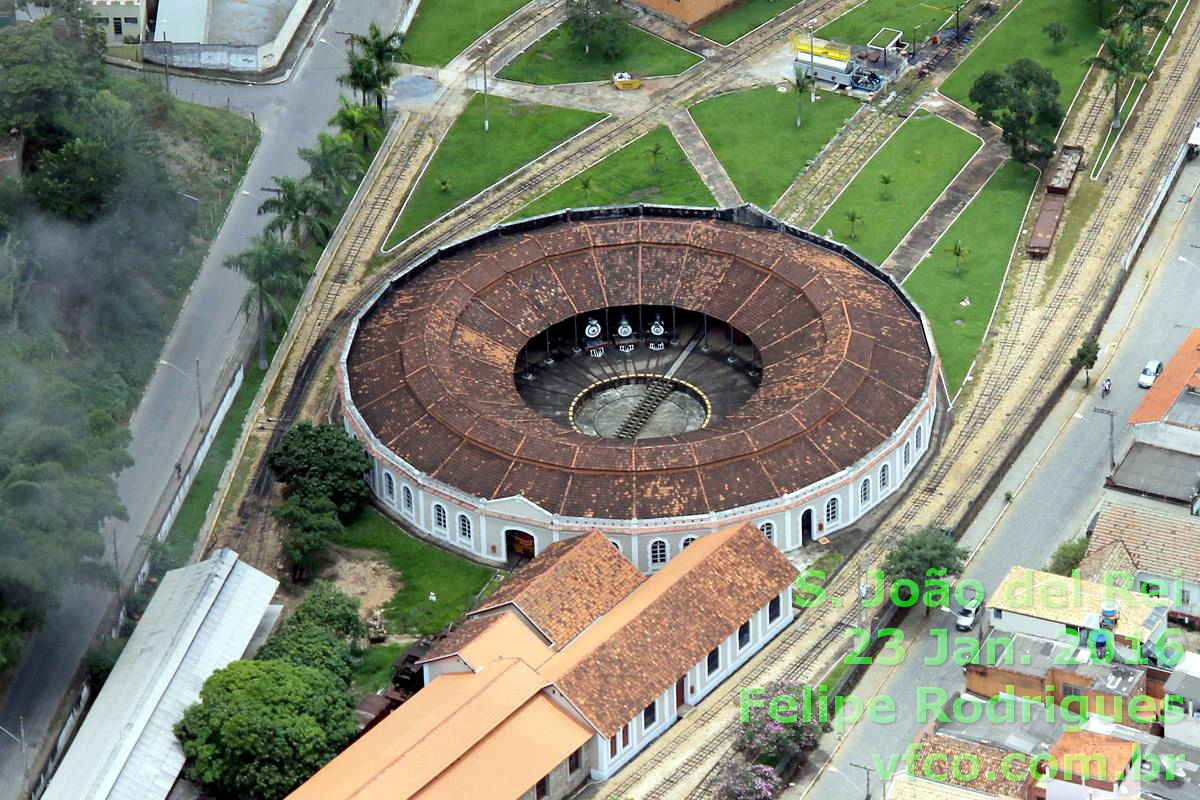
[1077,539,1138,585]
[1086,499,1200,584]
[343,208,934,520]
[886,774,1000,799]
[1049,730,1136,782]
[541,523,799,736]
[990,566,1169,640]
[471,531,645,647]
[1128,328,1200,425]
[419,611,554,669]
[913,734,1026,797]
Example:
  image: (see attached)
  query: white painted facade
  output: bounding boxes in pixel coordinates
[344,380,935,572]
[88,0,144,45]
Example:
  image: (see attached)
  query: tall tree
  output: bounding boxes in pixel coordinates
[299,132,364,204]
[565,0,628,59]
[969,59,1063,162]
[328,95,384,154]
[267,421,371,518]
[1114,0,1169,33]
[356,22,407,112]
[225,234,303,369]
[793,65,813,127]
[257,176,333,246]
[337,50,375,107]
[882,526,967,613]
[1086,24,1154,129]
[1069,337,1101,386]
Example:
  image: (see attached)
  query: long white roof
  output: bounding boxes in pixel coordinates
[43,549,277,800]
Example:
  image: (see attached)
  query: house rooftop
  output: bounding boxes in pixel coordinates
[936,694,1068,756]
[1129,329,1200,427]
[981,630,1144,697]
[1085,499,1200,585]
[913,733,1025,797]
[1048,730,1136,782]
[1165,652,1200,699]
[885,774,999,800]
[990,566,1170,640]
[1142,739,1200,800]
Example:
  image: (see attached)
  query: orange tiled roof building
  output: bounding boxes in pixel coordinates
[287,523,799,800]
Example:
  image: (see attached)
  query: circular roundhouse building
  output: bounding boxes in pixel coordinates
[340,206,938,572]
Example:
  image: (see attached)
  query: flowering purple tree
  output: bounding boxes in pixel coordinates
[734,679,830,766]
[715,761,781,800]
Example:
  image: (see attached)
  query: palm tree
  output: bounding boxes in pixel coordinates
[947,239,970,277]
[648,142,664,174]
[257,176,333,246]
[357,22,408,112]
[793,66,813,127]
[1115,0,1169,33]
[578,175,593,205]
[299,132,365,203]
[844,209,864,240]
[879,173,894,201]
[329,95,384,154]
[1086,24,1154,129]
[337,51,375,107]
[225,233,304,368]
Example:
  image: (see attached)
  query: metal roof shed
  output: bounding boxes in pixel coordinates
[43,549,278,800]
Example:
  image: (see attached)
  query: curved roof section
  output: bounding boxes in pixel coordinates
[344,206,934,520]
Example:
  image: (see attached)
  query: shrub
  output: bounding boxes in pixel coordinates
[714,761,781,800]
[83,636,127,689]
[734,678,829,766]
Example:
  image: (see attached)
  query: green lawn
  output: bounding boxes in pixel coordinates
[690,86,861,208]
[696,0,807,44]
[939,0,1104,110]
[514,126,714,218]
[498,22,701,84]
[902,160,1038,394]
[404,0,531,67]
[817,0,958,46]
[340,508,495,635]
[814,111,980,263]
[350,642,408,700]
[384,95,604,249]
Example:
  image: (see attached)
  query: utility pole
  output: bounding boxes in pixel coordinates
[955,1,968,46]
[111,523,120,583]
[1093,407,1117,470]
[807,21,817,102]
[194,357,204,420]
[850,761,873,799]
[160,26,170,93]
[0,717,27,779]
[481,37,493,132]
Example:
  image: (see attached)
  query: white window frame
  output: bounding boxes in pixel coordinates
[860,478,871,505]
[680,536,696,551]
[383,472,395,501]
[433,503,447,531]
[402,485,413,513]
[457,514,472,541]
[903,441,911,468]
[649,539,668,569]
[825,496,839,524]
[759,521,775,542]
[880,463,890,490]
[916,425,924,451]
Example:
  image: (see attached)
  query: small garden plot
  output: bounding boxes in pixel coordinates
[902,160,1039,394]
[939,0,1104,112]
[384,95,604,249]
[515,126,713,219]
[814,111,980,264]
[696,0,808,44]
[404,0,532,67]
[818,0,958,46]
[498,22,701,84]
[339,508,495,635]
[690,86,861,209]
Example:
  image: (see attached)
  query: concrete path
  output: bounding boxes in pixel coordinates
[666,108,742,206]
[625,7,720,56]
[883,98,1008,279]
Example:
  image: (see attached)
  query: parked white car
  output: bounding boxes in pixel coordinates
[1138,359,1163,388]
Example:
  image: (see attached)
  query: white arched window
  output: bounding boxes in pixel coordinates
[649,539,668,568]
[457,514,472,541]
[383,472,395,500]
[434,504,447,530]
[860,478,871,505]
[825,497,839,524]
[904,442,911,468]
[916,425,924,451]
[681,537,696,550]
[609,539,621,552]
[759,522,775,542]
[880,463,890,489]
[402,485,413,512]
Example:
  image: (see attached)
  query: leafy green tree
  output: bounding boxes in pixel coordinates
[329,95,384,154]
[844,208,864,240]
[299,131,364,204]
[969,59,1063,162]
[83,636,127,689]
[565,0,628,59]
[1086,25,1154,129]
[272,494,344,573]
[1115,0,1169,33]
[175,659,357,800]
[882,526,967,612]
[267,421,371,517]
[1042,21,1069,50]
[1046,536,1090,576]
[257,176,333,246]
[290,581,367,639]
[1069,337,1101,386]
[0,16,103,135]
[257,620,355,684]
[30,138,123,222]
[225,233,304,369]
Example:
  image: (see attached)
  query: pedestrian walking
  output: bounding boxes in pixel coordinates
[175,462,182,479]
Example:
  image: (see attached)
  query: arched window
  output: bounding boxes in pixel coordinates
[609,539,622,552]
[759,522,775,542]
[649,539,668,568]
[402,485,413,512]
[434,504,447,530]
[681,537,696,550]
[860,478,871,505]
[825,497,839,524]
[880,463,890,490]
[383,472,395,500]
[457,514,472,540]
[903,441,911,468]
[916,426,924,451]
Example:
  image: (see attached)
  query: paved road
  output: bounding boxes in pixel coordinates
[790,158,1200,800]
[0,0,402,792]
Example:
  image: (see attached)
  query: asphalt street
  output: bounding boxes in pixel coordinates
[792,158,1200,800]
[0,0,402,791]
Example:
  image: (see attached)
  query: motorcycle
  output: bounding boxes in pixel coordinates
[1101,378,1112,398]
